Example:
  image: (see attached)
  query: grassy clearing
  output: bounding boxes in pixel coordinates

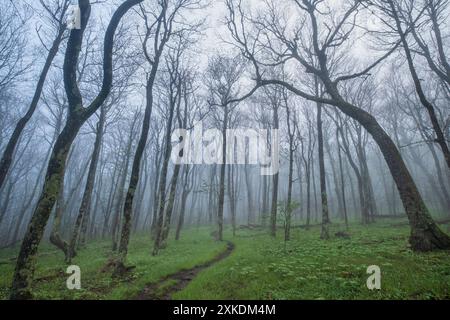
[0,219,449,300]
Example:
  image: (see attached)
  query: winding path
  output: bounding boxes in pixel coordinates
[136,241,234,300]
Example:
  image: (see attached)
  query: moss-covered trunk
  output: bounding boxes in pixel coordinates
[10,119,81,299]
[329,87,450,251]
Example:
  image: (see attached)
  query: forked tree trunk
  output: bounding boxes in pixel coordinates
[10,118,83,299]
[9,0,143,299]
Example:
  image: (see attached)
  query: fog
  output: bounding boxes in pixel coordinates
[0,0,449,300]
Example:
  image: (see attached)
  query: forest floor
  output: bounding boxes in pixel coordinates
[0,218,449,300]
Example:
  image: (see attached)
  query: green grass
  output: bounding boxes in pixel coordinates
[0,228,226,300]
[175,220,450,300]
[1,219,449,300]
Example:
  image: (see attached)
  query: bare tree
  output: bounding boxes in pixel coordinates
[225,0,450,251]
[369,0,450,169]
[0,0,70,189]
[206,54,244,241]
[9,0,143,300]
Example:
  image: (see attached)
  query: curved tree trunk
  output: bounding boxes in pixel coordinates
[330,90,450,251]
[10,118,82,299]
[9,0,143,299]
[260,74,450,250]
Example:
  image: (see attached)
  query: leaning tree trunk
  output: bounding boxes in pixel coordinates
[327,85,450,251]
[0,23,66,190]
[261,51,450,249]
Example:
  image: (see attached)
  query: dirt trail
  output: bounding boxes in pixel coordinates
[135,241,234,300]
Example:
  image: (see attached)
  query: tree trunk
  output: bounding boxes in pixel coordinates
[217,107,228,241]
[328,84,450,250]
[244,165,253,225]
[175,166,192,240]
[0,24,65,190]
[270,105,279,237]
[160,162,181,245]
[79,107,105,246]
[388,0,450,170]
[317,103,330,240]
[9,0,143,299]
[152,88,177,255]
[10,118,82,299]
[68,106,105,260]
[336,128,349,229]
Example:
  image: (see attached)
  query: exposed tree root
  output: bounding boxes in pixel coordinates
[101,257,135,277]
